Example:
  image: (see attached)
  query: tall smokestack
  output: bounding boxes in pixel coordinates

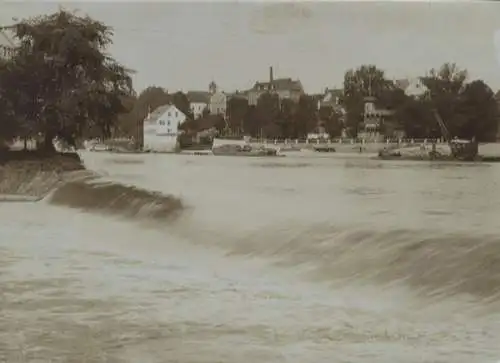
[269,66,273,84]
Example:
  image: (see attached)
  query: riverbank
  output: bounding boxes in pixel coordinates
[0,151,88,200]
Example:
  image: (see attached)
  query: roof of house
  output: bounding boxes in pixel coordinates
[320,88,343,103]
[394,79,410,90]
[187,91,211,104]
[251,78,303,92]
[394,78,426,96]
[145,104,186,124]
[318,89,344,112]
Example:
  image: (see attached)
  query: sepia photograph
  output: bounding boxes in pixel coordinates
[1,0,500,362]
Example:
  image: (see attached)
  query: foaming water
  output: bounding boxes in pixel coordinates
[2,151,500,362]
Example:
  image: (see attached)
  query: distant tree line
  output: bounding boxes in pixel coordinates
[342,63,499,141]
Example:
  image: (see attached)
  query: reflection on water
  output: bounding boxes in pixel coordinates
[1,151,500,362]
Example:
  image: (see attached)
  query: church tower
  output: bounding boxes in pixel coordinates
[209,81,217,94]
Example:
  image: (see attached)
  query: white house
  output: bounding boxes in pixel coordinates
[143,104,186,152]
[0,29,16,59]
[394,77,427,97]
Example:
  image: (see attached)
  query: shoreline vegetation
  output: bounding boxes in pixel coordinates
[0,9,133,200]
[1,7,499,192]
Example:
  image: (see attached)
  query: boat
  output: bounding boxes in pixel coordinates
[212,143,279,157]
[211,137,281,157]
[89,143,111,152]
[313,145,336,152]
[432,110,478,161]
[83,139,111,152]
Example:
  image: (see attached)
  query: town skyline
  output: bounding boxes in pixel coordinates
[2,1,500,93]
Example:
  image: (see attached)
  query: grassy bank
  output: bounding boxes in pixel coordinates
[0,151,86,199]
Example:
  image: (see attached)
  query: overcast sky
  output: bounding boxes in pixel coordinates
[2,1,500,94]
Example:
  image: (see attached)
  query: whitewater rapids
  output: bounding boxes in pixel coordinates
[1,150,500,362]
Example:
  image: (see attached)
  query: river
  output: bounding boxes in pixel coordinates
[1,151,500,362]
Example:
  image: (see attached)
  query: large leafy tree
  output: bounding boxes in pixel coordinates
[171,91,193,119]
[226,96,248,135]
[115,86,170,145]
[293,94,317,138]
[395,97,437,139]
[455,80,498,141]
[255,92,280,138]
[0,9,134,151]
[419,63,467,138]
[418,63,498,141]
[275,98,296,138]
[242,105,259,137]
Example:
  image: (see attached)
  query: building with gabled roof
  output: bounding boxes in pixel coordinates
[393,77,426,97]
[143,104,187,152]
[247,66,304,105]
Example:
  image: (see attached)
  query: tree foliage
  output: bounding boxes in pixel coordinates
[226,96,248,134]
[0,9,134,150]
[414,63,498,141]
[455,80,498,141]
[340,62,499,142]
[171,91,192,119]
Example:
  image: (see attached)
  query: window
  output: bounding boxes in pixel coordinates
[168,112,171,116]
[167,128,171,133]
[167,121,171,126]
[175,111,178,117]
[159,120,165,125]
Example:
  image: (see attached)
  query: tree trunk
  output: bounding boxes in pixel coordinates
[42,133,56,153]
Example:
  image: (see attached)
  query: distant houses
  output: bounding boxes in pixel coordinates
[186,82,247,120]
[140,68,429,149]
[318,88,343,109]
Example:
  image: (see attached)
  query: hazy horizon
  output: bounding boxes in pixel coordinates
[2,1,500,94]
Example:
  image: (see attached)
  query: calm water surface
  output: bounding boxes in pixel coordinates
[1,151,500,362]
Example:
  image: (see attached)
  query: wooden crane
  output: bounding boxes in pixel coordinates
[432,109,478,161]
